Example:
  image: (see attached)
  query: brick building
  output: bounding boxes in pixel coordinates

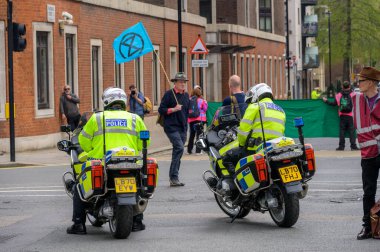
[0,0,285,152]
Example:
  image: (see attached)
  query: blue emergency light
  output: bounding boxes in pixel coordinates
[139,130,150,140]
[294,117,304,127]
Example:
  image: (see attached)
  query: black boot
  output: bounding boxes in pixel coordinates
[132,220,145,232]
[67,223,87,235]
[357,227,372,240]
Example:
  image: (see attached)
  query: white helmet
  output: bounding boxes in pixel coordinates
[245,83,273,103]
[102,87,127,109]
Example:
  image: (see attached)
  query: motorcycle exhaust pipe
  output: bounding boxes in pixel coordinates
[134,196,149,214]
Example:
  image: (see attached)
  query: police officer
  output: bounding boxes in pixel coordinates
[66,87,149,234]
[237,83,286,153]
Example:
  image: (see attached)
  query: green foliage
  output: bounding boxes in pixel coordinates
[316,0,380,67]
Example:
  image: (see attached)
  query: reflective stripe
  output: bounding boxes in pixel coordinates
[81,130,92,140]
[95,113,103,136]
[237,128,249,136]
[376,135,380,141]
[105,128,138,136]
[252,128,283,137]
[355,94,361,128]
[253,116,284,125]
[241,118,253,125]
[357,124,380,134]
[131,114,136,132]
[358,140,377,148]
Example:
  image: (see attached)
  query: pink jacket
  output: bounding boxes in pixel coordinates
[352,92,380,158]
[188,97,208,123]
[335,91,355,117]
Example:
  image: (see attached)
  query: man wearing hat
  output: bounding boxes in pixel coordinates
[158,72,190,186]
[353,66,380,240]
[323,81,359,151]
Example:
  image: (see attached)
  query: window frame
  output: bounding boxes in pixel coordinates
[90,39,103,111]
[170,46,177,80]
[33,22,54,118]
[152,45,161,107]
[134,56,144,93]
[64,25,78,96]
[114,52,125,90]
[259,0,272,33]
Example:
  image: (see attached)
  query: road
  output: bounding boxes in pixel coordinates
[0,153,379,252]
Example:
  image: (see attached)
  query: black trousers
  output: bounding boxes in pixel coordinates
[361,155,380,228]
[338,115,356,148]
[187,121,203,154]
[67,114,81,131]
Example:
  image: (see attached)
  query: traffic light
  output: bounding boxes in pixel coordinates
[13,23,26,52]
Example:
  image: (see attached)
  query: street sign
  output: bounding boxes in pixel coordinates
[192,59,208,68]
[190,36,208,54]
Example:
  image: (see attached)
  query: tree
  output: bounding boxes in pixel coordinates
[316,0,380,82]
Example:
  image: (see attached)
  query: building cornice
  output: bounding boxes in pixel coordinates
[206,23,286,43]
[76,0,207,27]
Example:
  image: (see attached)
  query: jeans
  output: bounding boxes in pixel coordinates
[68,114,81,132]
[165,130,187,180]
[187,121,203,154]
[72,184,90,224]
[338,115,357,148]
[361,155,380,228]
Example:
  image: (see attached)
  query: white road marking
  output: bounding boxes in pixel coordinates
[0,186,62,190]
[0,194,66,197]
[0,189,63,193]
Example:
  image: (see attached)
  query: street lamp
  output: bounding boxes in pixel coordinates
[325,11,331,87]
[285,0,291,99]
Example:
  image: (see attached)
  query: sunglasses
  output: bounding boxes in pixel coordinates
[64,88,71,90]
[358,79,367,84]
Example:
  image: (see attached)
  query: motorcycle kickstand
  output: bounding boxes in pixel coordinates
[230,207,243,223]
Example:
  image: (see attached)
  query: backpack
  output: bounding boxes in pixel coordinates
[143,96,152,114]
[188,96,200,118]
[339,92,353,113]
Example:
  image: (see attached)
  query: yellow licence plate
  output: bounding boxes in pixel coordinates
[114,177,137,193]
[278,165,302,183]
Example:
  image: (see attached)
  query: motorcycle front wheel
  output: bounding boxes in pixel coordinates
[268,183,299,227]
[109,205,133,239]
[214,194,250,218]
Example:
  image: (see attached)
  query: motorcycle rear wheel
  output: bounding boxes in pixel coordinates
[109,205,133,239]
[268,183,299,227]
[214,194,250,218]
[87,212,104,227]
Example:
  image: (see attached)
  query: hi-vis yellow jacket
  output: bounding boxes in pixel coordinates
[237,97,286,151]
[79,110,149,159]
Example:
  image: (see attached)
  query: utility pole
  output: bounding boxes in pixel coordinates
[178,0,183,72]
[7,0,15,162]
[327,11,332,87]
[285,0,291,99]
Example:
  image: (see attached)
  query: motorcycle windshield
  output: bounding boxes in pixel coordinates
[210,104,247,129]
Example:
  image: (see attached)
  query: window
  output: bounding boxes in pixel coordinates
[259,0,272,32]
[240,55,244,90]
[245,0,250,27]
[182,48,187,76]
[200,0,212,24]
[152,46,160,106]
[246,56,250,90]
[264,57,268,83]
[170,47,177,79]
[0,21,5,119]
[232,54,237,74]
[181,0,187,12]
[64,25,78,95]
[135,57,144,92]
[269,57,272,87]
[258,56,261,83]
[114,60,124,89]
[91,39,103,111]
[279,58,283,98]
[33,22,54,117]
[274,58,278,97]
[191,54,196,86]
[251,56,255,85]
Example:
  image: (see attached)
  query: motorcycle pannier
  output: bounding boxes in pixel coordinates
[234,154,268,193]
[78,160,105,199]
[144,158,159,195]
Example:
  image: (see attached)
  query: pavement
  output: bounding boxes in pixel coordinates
[0,136,361,168]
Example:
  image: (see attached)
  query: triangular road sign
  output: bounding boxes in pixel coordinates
[190,36,208,54]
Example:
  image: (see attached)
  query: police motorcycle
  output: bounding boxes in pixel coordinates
[196,104,316,227]
[57,112,158,239]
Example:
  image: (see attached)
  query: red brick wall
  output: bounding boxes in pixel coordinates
[0,0,204,139]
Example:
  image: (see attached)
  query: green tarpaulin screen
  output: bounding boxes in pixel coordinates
[206,99,341,138]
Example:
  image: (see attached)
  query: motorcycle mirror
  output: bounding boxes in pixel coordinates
[196,139,207,150]
[57,140,70,152]
[60,125,71,133]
